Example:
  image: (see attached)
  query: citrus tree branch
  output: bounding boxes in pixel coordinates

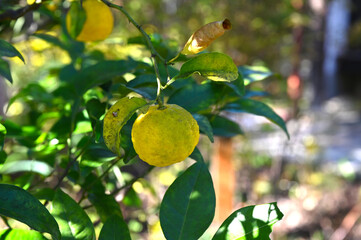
[0,3,41,21]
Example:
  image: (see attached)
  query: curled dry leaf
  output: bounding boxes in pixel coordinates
[181,19,232,55]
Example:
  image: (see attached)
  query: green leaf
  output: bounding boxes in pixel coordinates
[224,99,289,138]
[103,97,147,156]
[212,202,284,240]
[192,114,214,142]
[51,189,95,240]
[168,83,220,113]
[0,39,25,62]
[238,65,273,85]
[67,1,86,39]
[33,33,67,50]
[86,98,106,120]
[0,184,60,240]
[88,193,123,223]
[123,187,142,207]
[0,123,6,151]
[189,147,204,163]
[175,52,238,82]
[160,162,215,240]
[0,160,53,176]
[225,72,245,96]
[0,58,13,83]
[99,214,131,240]
[209,115,243,137]
[0,229,47,240]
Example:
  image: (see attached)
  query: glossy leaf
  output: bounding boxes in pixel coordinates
[0,58,13,83]
[168,83,219,113]
[0,39,25,62]
[238,65,273,85]
[0,184,60,240]
[192,113,214,142]
[103,97,147,156]
[224,99,289,138]
[0,160,53,176]
[0,229,47,240]
[212,202,284,240]
[160,162,215,240]
[51,189,95,240]
[99,214,131,240]
[209,115,243,137]
[175,52,238,82]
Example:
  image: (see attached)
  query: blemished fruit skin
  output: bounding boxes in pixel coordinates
[131,104,200,167]
[66,0,114,42]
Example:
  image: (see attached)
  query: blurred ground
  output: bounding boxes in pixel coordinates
[231,95,361,239]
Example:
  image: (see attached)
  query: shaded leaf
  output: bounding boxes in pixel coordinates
[66,1,86,39]
[168,83,219,113]
[88,193,122,223]
[212,202,284,240]
[52,189,95,240]
[123,187,142,208]
[0,39,25,62]
[189,147,204,163]
[99,214,131,240]
[0,229,47,240]
[0,160,53,176]
[224,99,289,138]
[33,33,67,50]
[160,162,215,240]
[0,184,60,240]
[175,52,238,82]
[0,58,13,83]
[192,114,214,142]
[209,115,243,137]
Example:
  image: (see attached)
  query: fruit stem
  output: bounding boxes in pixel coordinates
[101,0,171,108]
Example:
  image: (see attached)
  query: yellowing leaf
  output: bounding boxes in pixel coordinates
[181,19,231,55]
[103,97,147,156]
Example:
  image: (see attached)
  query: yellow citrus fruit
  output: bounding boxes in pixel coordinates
[131,104,199,167]
[66,0,114,42]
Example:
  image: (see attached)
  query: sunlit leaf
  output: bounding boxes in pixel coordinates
[224,99,289,139]
[0,160,53,176]
[192,113,214,142]
[160,162,215,240]
[0,123,6,151]
[51,189,95,240]
[175,53,238,82]
[103,97,147,156]
[0,39,25,62]
[238,65,274,85]
[212,202,284,240]
[99,214,131,240]
[0,229,47,240]
[0,184,60,240]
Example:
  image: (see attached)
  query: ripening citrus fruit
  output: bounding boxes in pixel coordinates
[66,0,114,42]
[131,104,199,167]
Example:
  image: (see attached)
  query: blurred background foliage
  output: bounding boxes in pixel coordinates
[1,0,361,239]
